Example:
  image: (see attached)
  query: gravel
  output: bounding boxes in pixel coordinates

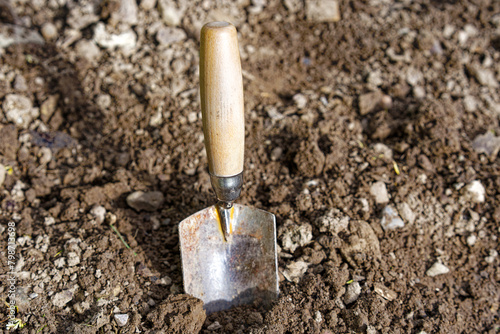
[305,0,340,23]
[279,222,313,253]
[370,181,389,204]
[126,191,165,212]
[463,180,486,203]
[114,314,129,327]
[2,94,39,129]
[426,262,450,277]
[344,282,361,304]
[380,205,405,231]
[156,26,186,46]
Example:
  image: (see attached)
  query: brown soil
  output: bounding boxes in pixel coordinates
[0,0,499,333]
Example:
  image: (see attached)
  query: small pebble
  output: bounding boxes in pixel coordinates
[41,22,58,41]
[156,26,186,46]
[95,269,102,278]
[38,147,52,165]
[373,283,398,301]
[158,0,183,26]
[67,252,80,267]
[282,260,309,282]
[75,39,101,63]
[270,147,283,161]
[485,249,498,264]
[305,0,340,22]
[466,234,476,246]
[52,289,74,308]
[126,191,164,212]
[344,281,361,304]
[13,74,28,91]
[380,205,405,231]
[90,205,106,224]
[370,181,389,204]
[114,313,129,327]
[413,86,426,99]
[426,262,450,277]
[293,93,307,109]
[0,164,5,187]
[472,131,500,160]
[29,293,38,299]
[140,0,157,10]
[207,321,222,330]
[2,94,39,129]
[464,180,485,203]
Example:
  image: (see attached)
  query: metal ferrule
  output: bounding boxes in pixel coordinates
[210,172,243,203]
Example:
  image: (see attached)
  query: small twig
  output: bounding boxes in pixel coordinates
[110,224,137,256]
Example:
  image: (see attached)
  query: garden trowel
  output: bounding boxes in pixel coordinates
[179,22,278,314]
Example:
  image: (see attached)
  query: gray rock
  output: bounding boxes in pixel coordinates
[463,95,478,112]
[472,131,500,160]
[52,289,75,307]
[282,260,309,282]
[344,282,361,304]
[156,26,186,46]
[114,314,129,327]
[315,208,349,235]
[94,23,136,52]
[306,0,340,22]
[293,93,307,109]
[359,90,383,115]
[284,0,303,13]
[370,181,389,204]
[426,262,450,277]
[373,143,393,161]
[158,0,183,26]
[67,252,80,267]
[463,180,485,203]
[0,164,5,188]
[126,191,164,212]
[13,74,28,91]
[406,67,424,86]
[75,39,101,63]
[380,205,405,231]
[279,222,313,253]
[111,0,138,26]
[90,205,106,224]
[397,202,415,225]
[3,94,39,129]
[41,22,58,41]
[140,0,157,10]
[468,64,499,88]
[67,2,99,30]
[373,283,397,301]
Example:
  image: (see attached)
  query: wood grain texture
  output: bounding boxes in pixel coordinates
[200,22,244,177]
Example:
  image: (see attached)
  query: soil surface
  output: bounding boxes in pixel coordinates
[1,0,499,333]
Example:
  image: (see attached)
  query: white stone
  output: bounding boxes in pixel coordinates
[41,22,58,41]
[94,23,136,52]
[464,180,485,203]
[397,202,414,224]
[67,252,80,267]
[306,0,340,22]
[344,281,361,304]
[282,260,309,282]
[75,39,101,63]
[126,191,164,212]
[111,0,138,26]
[370,181,389,204]
[52,289,74,307]
[0,164,5,188]
[140,0,157,10]
[315,208,349,235]
[95,269,102,278]
[38,147,52,165]
[472,131,500,160]
[485,249,498,264]
[463,95,478,112]
[114,314,129,327]
[373,143,393,160]
[90,205,106,224]
[158,0,183,26]
[426,262,450,277]
[292,93,307,109]
[3,94,39,129]
[156,26,186,46]
[380,205,405,231]
[466,234,476,246]
[44,216,56,226]
[280,223,313,253]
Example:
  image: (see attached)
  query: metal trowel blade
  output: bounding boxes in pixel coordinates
[179,204,278,314]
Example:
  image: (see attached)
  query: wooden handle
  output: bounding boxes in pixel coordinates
[200,22,244,177]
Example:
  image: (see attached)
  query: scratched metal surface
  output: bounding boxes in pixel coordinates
[179,204,278,314]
